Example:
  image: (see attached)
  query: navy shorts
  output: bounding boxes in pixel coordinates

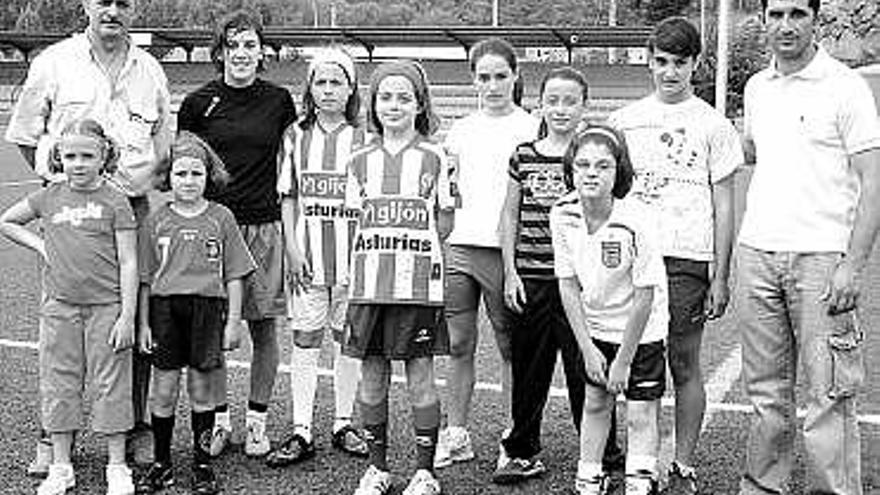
[590,339,666,401]
[149,295,227,371]
[344,303,449,360]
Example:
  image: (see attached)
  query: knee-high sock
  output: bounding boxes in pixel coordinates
[152,414,175,465]
[360,398,389,471]
[291,345,320,442]
[413,401,441,472]
[333,341,360,431]
[191,410,214,466]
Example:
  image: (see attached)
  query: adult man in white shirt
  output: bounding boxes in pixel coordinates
[737,0,880,493]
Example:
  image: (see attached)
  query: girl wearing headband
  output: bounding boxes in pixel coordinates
[343,59,454,495]
[552,124,669,495]
[136,131,255,495]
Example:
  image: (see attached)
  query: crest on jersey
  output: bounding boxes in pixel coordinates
[205,238,221,261]
[419,173,435,198]
[601,241,621,268]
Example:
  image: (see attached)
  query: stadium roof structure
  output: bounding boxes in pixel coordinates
[0,25,653,61]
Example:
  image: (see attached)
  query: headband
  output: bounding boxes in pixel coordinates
[308,48,357,86]
[579,127,620,148]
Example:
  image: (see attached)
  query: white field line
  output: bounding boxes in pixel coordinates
[1,337,879,426]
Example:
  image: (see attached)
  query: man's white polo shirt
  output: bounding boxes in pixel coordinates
[5,32,171,196]
[550,193,668,345]
[739,46,880,253]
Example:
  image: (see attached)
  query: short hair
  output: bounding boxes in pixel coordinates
[210,9,266,75]
[49,118,119,175]
[155,131,230,197]
[300,47,362,131]
[367,60,439,137]
[760,0,820,15]
[647,16,702,59]
[469,37,524,106]
[562,125,634,199]
[537,66,590,138]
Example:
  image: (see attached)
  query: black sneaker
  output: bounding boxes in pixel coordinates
[135,462,174,494]
[192,464,219,495]
[662,462,697,495]
[492,457,546,485]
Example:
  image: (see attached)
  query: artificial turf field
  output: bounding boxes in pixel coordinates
[1,118,879,495]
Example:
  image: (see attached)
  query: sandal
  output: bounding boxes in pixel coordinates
[331,425,369,458]
[265,433,316,468]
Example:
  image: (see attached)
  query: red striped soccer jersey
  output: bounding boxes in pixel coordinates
[277,122,367,287]
[345,136,455,305]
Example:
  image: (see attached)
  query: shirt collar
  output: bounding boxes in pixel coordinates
[765,44,831,81]
[73,29,139,70]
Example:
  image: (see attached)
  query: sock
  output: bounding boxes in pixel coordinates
[361,399,389,471]
[578,460,603,480]
[626,454,657,477]
[413,401,441,473]
[291,345,319,443]
[191,410,214,466]
[333,341,360,433]
[214,404,231,431]
[151,414,175,465]
[248,401,269,414]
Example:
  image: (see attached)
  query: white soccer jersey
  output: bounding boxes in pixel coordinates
[551,194,669,344]
[277,122,367,287]
[345,136,455,305]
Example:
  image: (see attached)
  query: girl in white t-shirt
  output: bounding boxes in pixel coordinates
[550,125,669,495]
[436,37,540,469]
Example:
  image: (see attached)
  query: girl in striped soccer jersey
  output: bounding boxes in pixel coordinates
[268,47,369,468]
[343,60,455,495]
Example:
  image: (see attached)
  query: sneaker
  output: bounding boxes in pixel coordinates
[402,469,442,495]
[135,462,174,493]
[245,411,271,457]
[37,463,75,495]
[433,427,475,469]
[575,474,608,495]
[191,464,219,495]
[105,464,135,495]
[353,465,393,495]
[492,457,546,485]
[207,424,231,458]
[27,438,53,478]
[662,462,697,495]
[625,472,658,495]
[265,433,316,468]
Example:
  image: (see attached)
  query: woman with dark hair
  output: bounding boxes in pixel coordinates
[176,9,297,459]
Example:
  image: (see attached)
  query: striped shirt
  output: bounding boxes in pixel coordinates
[508,141,569,280]
[345,136,455,305]
[277,122,367,287]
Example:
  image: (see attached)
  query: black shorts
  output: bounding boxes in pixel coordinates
[344,303,449,360]
[149,295,227,371]
[590,339,666,401]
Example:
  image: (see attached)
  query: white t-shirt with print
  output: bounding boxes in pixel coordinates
[444,107,540,247]
[551,194,669,344]
[609,95,742,261]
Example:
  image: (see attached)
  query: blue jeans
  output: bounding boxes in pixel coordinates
[736,246,864,495]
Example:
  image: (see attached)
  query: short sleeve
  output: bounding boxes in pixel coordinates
[550,205,576,279]
[176,93,199,134]
[111,192,137,230]
[5,52,54,147]
[743,76,758,148]
[708,115,744,184]
[280,89,298,129]
[630,215,666,289]
[25,188,48,217]
[345,155,364,211]
[276,125,298,198]
[220,207,257,281]
[508,147,524,182]
[839,76,880,155]
[436,147,455,211]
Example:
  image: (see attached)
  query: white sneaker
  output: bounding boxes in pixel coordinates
[353,465,393,495]
[496,427,511,470]
[402,469,442,495]
[433,427,474,469]
[245,410,271,457]
[105,464,134,495]
[208,424,232,457]
[575,474,607,495]
[28,438,52,478]
[37,463,75,495]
